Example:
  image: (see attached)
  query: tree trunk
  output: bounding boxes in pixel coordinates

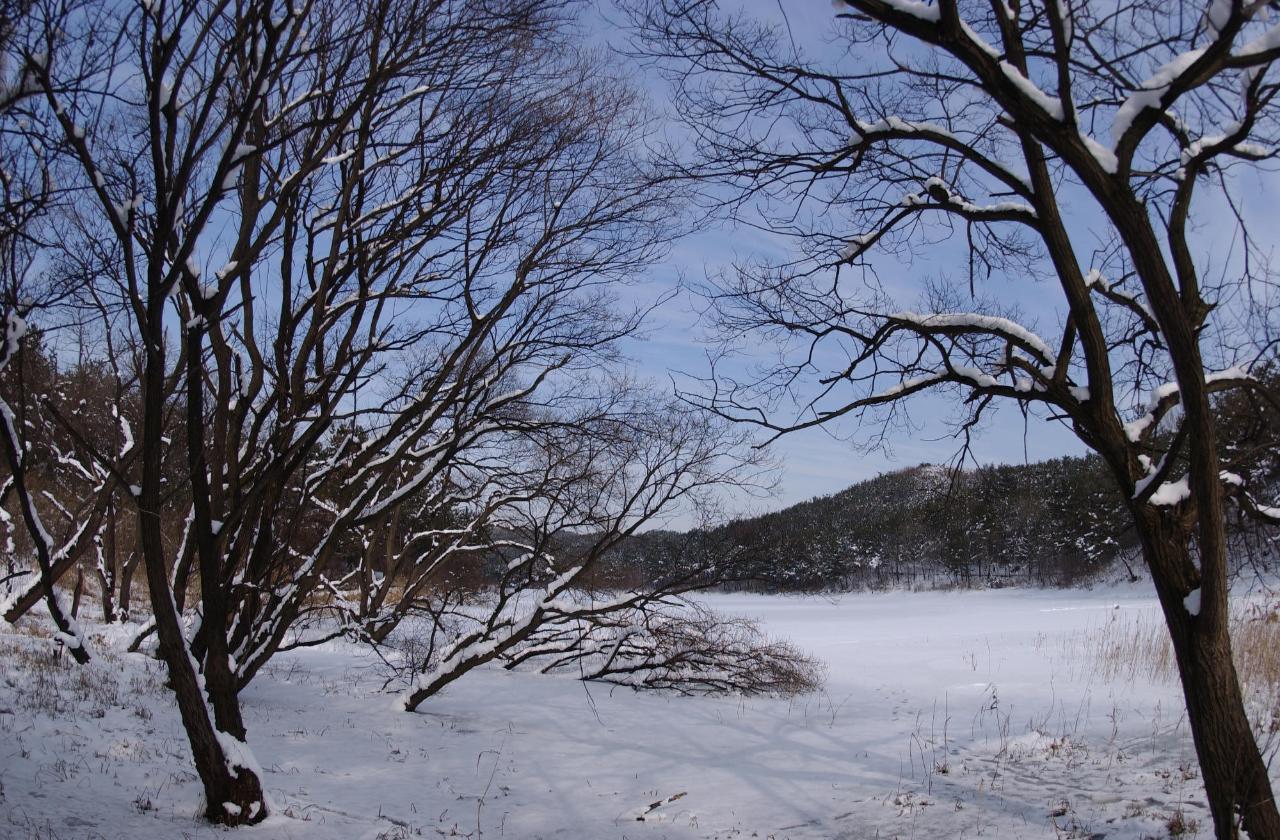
[117,548,138,623]
[1138,519,1280,839]
[137,529,267,824]
[70,567,83,619]
[96,565,116,623]
[183,317,249,743]
[136,302,266,826]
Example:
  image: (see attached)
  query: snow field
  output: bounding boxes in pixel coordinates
[1,583,1276,839]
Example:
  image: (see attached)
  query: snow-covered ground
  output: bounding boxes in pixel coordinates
[3,583,1276,839]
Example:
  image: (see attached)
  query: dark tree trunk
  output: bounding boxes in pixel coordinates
[136,301,266,826]
[1137,515,1280,839]
[137,526,267,824]
[117,548,138,623]
[1119,200,1280,838]
[69,567,83,619]
[96,566,116,623]
[183,316,248,742]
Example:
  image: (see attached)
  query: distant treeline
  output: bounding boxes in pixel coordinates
[594,456,1136,591]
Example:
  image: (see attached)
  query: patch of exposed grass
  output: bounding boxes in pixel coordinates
[1232,604,1280,690]
[0,628,165,719]
[1057,598,1280,743]
[1057,600,1278,688]
[1165,806,1200,837]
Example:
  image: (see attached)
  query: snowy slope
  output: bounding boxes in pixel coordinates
[2,584,1275,839]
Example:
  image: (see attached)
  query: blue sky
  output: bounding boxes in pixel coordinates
[619,215,1088,519]
[594,0,1091,519]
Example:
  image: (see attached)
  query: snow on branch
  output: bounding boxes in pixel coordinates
[1085,270,1159,335]
[1146,476,1191,506]
[1234,21,1280,58]
[847,118,1032,195]
[888,311,1054,361]
[1243,498,1280,522]
[840,180,1037,263]
[1125,367,1253,444]
[866,371,949,401]
[394,561,590,710]
[1218,471,1280,525]
[2,312,27,363]
[904,177,1038,219]
[1180,122,1276,170]
[998,62,1065,120]
[1111,49,1207,148]
[860,0,941,22]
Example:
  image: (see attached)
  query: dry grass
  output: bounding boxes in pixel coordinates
[1073,602,1280,690]
[1079,609,1176,685]
[1165,807,1200,838]
[1232,605,1280,690]
[0,624,166,720]
[1057,598,1280,745]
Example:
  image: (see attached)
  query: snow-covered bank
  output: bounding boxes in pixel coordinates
[2,583,1276,839]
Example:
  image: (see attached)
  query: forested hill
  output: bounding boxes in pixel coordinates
[710,458,1135,589]
[596,455,1138,592]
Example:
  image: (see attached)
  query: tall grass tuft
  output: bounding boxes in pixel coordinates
[1061,598,1280,743]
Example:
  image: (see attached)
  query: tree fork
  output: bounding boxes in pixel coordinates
[136,305,266,826]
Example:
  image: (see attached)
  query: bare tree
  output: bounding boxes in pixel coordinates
[391,395,763,710]
[502,597,825,696]
[633,0,1280,835]
[3,0,693,826]
[0,326,143,627]
[0,0,107,661]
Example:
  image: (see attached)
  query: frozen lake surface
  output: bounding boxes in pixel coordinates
[3,583,1276,839]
